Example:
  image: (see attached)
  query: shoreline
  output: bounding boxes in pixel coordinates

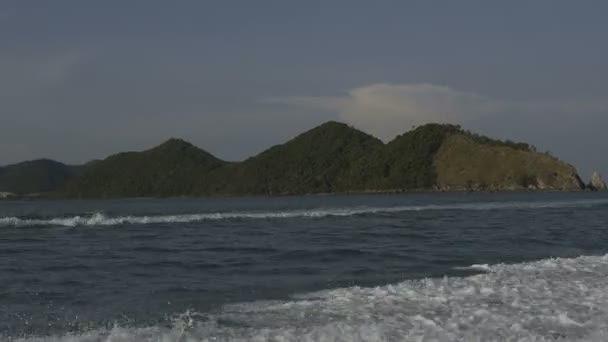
[0,187,595,201]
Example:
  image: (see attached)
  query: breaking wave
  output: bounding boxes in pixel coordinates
[7,253,608,341]
[2,198,607,228]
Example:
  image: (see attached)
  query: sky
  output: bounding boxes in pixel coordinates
[1,1,607,178]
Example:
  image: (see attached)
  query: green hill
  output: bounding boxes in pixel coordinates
[2,122,585,197]
[433,134,584,191]
[0,159,80,195]
[217,121,384,194]
[320,123,583,193]
[348,123,463,191]
[63,138,227,198]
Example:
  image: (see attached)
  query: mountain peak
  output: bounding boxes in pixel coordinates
[148,138,208,155]
[157,138,194,149]
[293,121,379,142]
[309,121,356,132]
[145,138,223,165]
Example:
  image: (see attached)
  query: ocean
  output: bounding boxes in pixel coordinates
[1,192,608,341]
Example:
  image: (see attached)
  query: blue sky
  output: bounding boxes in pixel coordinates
[1,1,607,178]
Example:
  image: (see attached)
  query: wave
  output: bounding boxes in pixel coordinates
[452,263,493,272]
[2,198,608,228]
[8,253,608,341]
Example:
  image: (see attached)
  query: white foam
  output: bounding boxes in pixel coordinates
[2,198,607,228]
[453,264,493,272]
[8,253,608,341]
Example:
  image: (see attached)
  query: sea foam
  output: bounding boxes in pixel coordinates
[1,198,607,228]
[7,253,608,341]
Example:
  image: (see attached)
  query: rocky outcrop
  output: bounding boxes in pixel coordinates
[588,171,607,191]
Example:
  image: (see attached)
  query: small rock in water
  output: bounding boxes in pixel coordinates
[588,171,607,191]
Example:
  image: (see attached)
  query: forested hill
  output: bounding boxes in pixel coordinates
[63,138,227,198]
[0,159,81,195]
[1,122,585,197]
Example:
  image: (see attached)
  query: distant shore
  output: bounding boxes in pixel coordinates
[0,187,596,201]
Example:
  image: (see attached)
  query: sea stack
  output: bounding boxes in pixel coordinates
[588,171,607,191]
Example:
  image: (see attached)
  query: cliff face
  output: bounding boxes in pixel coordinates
[433,135,584,191]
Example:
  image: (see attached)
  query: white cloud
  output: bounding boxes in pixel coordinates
[265,83,608,141]
[340,83,500,140]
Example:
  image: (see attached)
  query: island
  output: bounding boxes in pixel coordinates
[0,122,589,198]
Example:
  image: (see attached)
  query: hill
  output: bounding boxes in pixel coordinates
[2,122,585,197]
[0,159,81,195]
[63,138,227,198]
[217,121,384,194]
[321,123,583,193]
[433,134,584,191]
[347,123,462,191]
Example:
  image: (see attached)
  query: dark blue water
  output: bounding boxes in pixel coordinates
[2,193,608,341]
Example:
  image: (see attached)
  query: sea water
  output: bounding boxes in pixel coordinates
[1,193,608,341]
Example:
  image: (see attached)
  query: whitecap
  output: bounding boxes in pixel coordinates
[2,198,607,228]
[8,253,608,341]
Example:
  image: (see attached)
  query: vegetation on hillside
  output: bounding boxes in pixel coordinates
[1,122,585,197]
[434,134,584,191]
[64,139,226,197]
[220,121,384,194]
[0,159,80,194]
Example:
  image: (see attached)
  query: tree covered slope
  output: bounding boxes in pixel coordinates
[1,122,585,197]
[0,159,80,194]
